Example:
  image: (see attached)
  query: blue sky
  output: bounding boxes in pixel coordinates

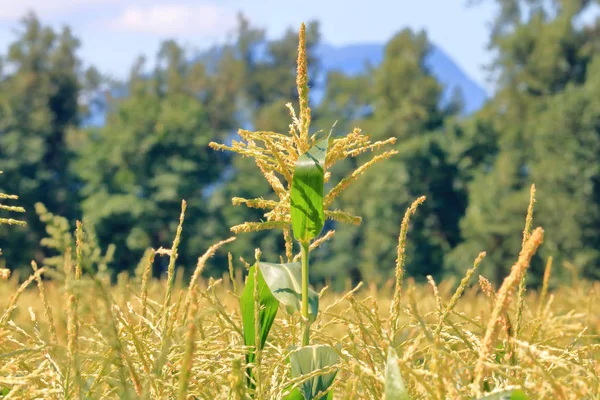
[0,0,497,88]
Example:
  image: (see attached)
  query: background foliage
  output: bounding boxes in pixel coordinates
[1,0,600,284]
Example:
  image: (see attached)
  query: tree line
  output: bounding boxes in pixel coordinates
[1,0,599,286]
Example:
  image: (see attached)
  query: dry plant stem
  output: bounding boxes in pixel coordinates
[70,226,84,399]
[434,252,486,337]
[75,221,84,280]
[31,261,57,343]
[92,276,132,398]
[472,227,544,396]
[181,236,236,323]
[515,184,535,337]
[67,294,82,399]
[537,256,553,317]
[161,200,186,327]
[389,196,426,340]
[140,250,155,321]
[0,218,26,226]
[178,288,198,400]
[427,275,442,314]
[296,22,310,146]
[0,267,45,325]
[301,240,310,346]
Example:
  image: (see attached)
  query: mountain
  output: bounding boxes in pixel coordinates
[315,43,488,115]
[84,42,487,127]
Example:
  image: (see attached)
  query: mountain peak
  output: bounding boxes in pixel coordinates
[315,42,488,115]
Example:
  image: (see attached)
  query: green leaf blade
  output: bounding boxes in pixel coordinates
[240,265,279,386]
[384,347,410,400]
[282,387,305,400]
[291,137,329,243]
[476,389,530,400]
[289,345,339,400]
[258,262,319,321]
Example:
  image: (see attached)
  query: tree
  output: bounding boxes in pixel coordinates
[72,40,238,274]
[451,0,598,283]
[0,13,82,272]
[318,29,464,285]
[528,56,600,279]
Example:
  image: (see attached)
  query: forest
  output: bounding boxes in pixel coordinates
[1,0,599,288]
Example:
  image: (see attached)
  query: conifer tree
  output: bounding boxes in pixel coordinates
[73,40,238,273]
[0,13,82,271]
[320,29,463,283]
[451,0,598,282]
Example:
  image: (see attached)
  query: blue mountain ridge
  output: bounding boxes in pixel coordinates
[314,42,488,115]
[84,42,487,127]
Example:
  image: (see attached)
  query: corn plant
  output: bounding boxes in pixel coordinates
[210,23,398,399]
[209,24,552,400]
[0,171,26,229]
[0,171,26,281]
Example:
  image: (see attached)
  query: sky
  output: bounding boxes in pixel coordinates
[0,0,498,89]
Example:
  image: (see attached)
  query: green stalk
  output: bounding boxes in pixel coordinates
[301,241,310,346]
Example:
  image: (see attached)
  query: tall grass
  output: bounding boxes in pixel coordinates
[0,205,598,399]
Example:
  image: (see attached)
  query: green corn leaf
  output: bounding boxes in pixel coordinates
[284,387,332,400]
[385,347,410,400]
[240,265,279,387]
[289,345,339,400]
[477,389,530,400]
[259,262,319,321]
[291,137,330,243]
[282,387,305,400]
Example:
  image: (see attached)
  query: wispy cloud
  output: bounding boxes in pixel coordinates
[110,3,237,38]
[0,0,119,19]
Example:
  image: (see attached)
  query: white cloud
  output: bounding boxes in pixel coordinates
[0,0,118,19]
[111,4,236,37]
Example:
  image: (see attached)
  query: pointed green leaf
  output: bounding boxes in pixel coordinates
[240,265,279,387]
[282,387,305,400]
[283,386,331,400]
[477,389,530,400]
[291,137,329,242]
[385,347,410,400]
[258,262,319,321]
[289,345,339,400]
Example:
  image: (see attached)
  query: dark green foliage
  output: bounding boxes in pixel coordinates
[240,265,279,387]
[0,14,82,271]
[317,29,465,285]
[291,137,329,243]
[288,345,339,400]
[259,262,319,320]
[71,40,236,273]
[2,6,600,284]
[451,0,600,282]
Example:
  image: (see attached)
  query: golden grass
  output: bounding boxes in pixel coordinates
[0,244,598,399]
